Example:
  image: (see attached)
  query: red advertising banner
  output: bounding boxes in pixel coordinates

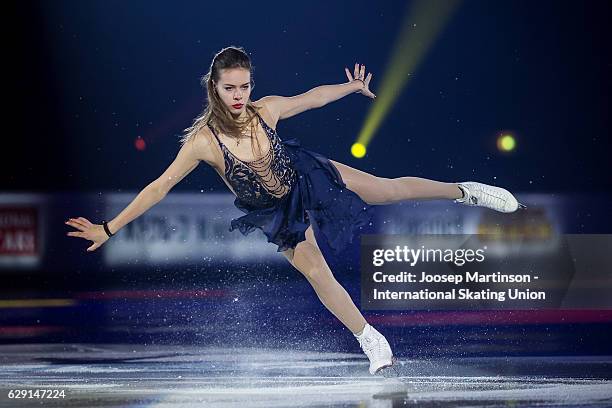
[0,206,38,256]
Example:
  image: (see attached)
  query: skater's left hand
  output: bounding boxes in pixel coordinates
[345,63,376,99]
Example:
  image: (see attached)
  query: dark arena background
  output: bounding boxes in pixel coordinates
[2,1,611,407]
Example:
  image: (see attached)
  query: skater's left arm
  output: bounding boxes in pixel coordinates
[260,63,376,121]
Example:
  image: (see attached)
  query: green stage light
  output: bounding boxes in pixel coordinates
[497,134,516,152]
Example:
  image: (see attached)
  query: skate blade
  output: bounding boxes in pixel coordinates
[517,202,527,209]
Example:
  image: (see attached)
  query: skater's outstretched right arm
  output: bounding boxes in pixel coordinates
[65,132,215,252]
[258,62,375,122]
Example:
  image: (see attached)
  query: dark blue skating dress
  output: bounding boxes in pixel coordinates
[208,110,375,254]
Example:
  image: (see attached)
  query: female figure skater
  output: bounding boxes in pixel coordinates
[66,46,524,375]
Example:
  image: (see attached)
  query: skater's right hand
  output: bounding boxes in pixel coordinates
[65,217,109,252]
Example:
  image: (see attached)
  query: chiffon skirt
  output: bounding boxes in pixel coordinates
[228,137,376,254]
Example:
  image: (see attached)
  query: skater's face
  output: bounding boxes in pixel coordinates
[215,68,252,116]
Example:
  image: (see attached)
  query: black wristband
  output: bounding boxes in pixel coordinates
[102,221,114,237]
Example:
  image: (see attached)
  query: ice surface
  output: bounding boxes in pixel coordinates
[0,344,610,407]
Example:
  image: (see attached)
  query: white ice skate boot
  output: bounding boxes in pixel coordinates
[455,181,526,213]
[354,323,394,375]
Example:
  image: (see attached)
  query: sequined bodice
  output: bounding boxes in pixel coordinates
[208,112,297,209]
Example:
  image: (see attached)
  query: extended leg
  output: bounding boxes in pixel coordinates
[329,159,463,205]
[281,225,366,335]
[329,159,524,212]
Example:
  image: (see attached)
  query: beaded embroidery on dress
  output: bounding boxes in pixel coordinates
[208,107,376,254]
[207,111,297,209]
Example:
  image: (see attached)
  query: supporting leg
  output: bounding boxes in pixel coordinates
[280,219,396,375]
[281,225,366,335]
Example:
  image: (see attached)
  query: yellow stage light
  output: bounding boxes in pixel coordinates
[351,143,366,158]
[354,0,461,157]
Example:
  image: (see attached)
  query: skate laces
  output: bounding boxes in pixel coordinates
[460,183,508,209]
[474,184,508,208]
